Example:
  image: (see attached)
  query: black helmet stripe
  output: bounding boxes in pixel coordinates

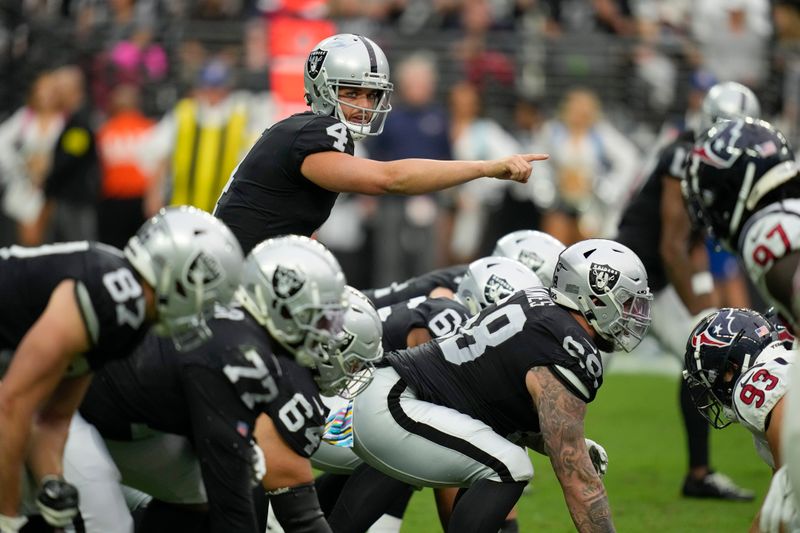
[357,35,377,73]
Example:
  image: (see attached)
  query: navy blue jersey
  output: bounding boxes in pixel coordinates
[80,304,326,532]
[214,112,355,254]
[616,131,694,292]
[378,296,470,351]
[386,287,603,438]
[0,242,149,372]
[363,265,467,308]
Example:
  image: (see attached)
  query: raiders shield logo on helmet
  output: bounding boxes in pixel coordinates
[306,50,328,80]
[589,263,620,295]
[273,265,305,299]
[484,274,515,304]
[186,251,222,287]
[517,250,544,272]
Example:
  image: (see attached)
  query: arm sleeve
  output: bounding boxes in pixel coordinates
[183,365,259,533]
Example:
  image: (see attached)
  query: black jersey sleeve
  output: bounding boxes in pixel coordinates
[379,297,470,351]
[76,245,150,370]
[292,115,355,163]
[263,356,327,458]
[363,265,467,308]
[183,364,259,533]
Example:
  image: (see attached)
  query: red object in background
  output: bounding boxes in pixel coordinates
[268,16,336,120]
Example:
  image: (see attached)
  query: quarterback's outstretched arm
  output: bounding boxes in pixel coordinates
[301,151,548,196]
[527,367,615,533]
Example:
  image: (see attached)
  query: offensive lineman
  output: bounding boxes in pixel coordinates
[214,33,547,254]
[316,257,542,532]
[0,207,243,532]
[616,81,760,500]
[330,239,652,532]
[683,308,798,532]
[70,236,374,533]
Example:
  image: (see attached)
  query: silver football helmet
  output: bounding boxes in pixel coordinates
[124,206,244,351]
[493,230,566,287]
[304,33,393,140]
[550,239,652,352]
[236,235,348,368]
[697,81,761,135]
[317,286,384,399]
[456,256,543,316]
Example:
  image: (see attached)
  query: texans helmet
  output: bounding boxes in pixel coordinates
[683,308,780,429]
[684,118,798,250]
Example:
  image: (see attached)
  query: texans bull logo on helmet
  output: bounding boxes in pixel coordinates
[484,274,515,305]
[306,50,328,80]
[273,265,305,299]
[588,263,620,295]
[691,119,744,170]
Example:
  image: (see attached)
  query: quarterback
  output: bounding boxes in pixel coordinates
[214,33,546,253]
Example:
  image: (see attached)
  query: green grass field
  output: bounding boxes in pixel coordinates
[398,374,771,532]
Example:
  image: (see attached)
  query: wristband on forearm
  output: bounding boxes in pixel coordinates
[691,271,714,296]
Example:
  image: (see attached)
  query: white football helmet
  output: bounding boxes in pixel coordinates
[456,256,543,316]
[317,286,384,399]
[697,81,761,135]
[550,239,652,352]
[493,230,566,287]
[124,206,244,351]
[236,236,348,368]
[304,33,393,140]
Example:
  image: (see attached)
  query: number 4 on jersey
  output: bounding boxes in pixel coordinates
[326,123,349,152]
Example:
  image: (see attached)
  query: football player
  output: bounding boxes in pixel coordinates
[0,207,243,533]
[616,81,761,500]
[213,33,548,254]
[329,239,651,532]
[311,257,544,533]
[683,308,798,532]
[67,236,372,533]
[362,229,564,308]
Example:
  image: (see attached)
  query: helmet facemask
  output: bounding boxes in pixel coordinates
[314,287,384,399]
[323,80,393,140]
[581,284,653,353]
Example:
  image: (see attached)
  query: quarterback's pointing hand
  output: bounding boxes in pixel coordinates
[485,154,549,184]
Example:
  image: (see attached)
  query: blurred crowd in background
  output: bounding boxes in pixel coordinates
[0,0,799,290]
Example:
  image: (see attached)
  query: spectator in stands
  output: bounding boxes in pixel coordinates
[0,70,63,246]
[96,84,161,249]
[90,26,168,118]
[689,0,772,89]
[366,52,452,284]
[446,81,528,263]
[153,57,264,213]
[41,65,100,242]
[532,87,639,244]
[543,0,636,35]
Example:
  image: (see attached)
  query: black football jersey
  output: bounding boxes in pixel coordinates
[0,242,150,372]
[214,112,355,253]
[362,265,467,309]
[80,304,326,532]
[81,304,326,456]
[616,131,694,292]
[378,296,470,351]
[386,287,603,438]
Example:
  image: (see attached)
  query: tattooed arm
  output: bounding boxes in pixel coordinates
[526,366,615,533]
